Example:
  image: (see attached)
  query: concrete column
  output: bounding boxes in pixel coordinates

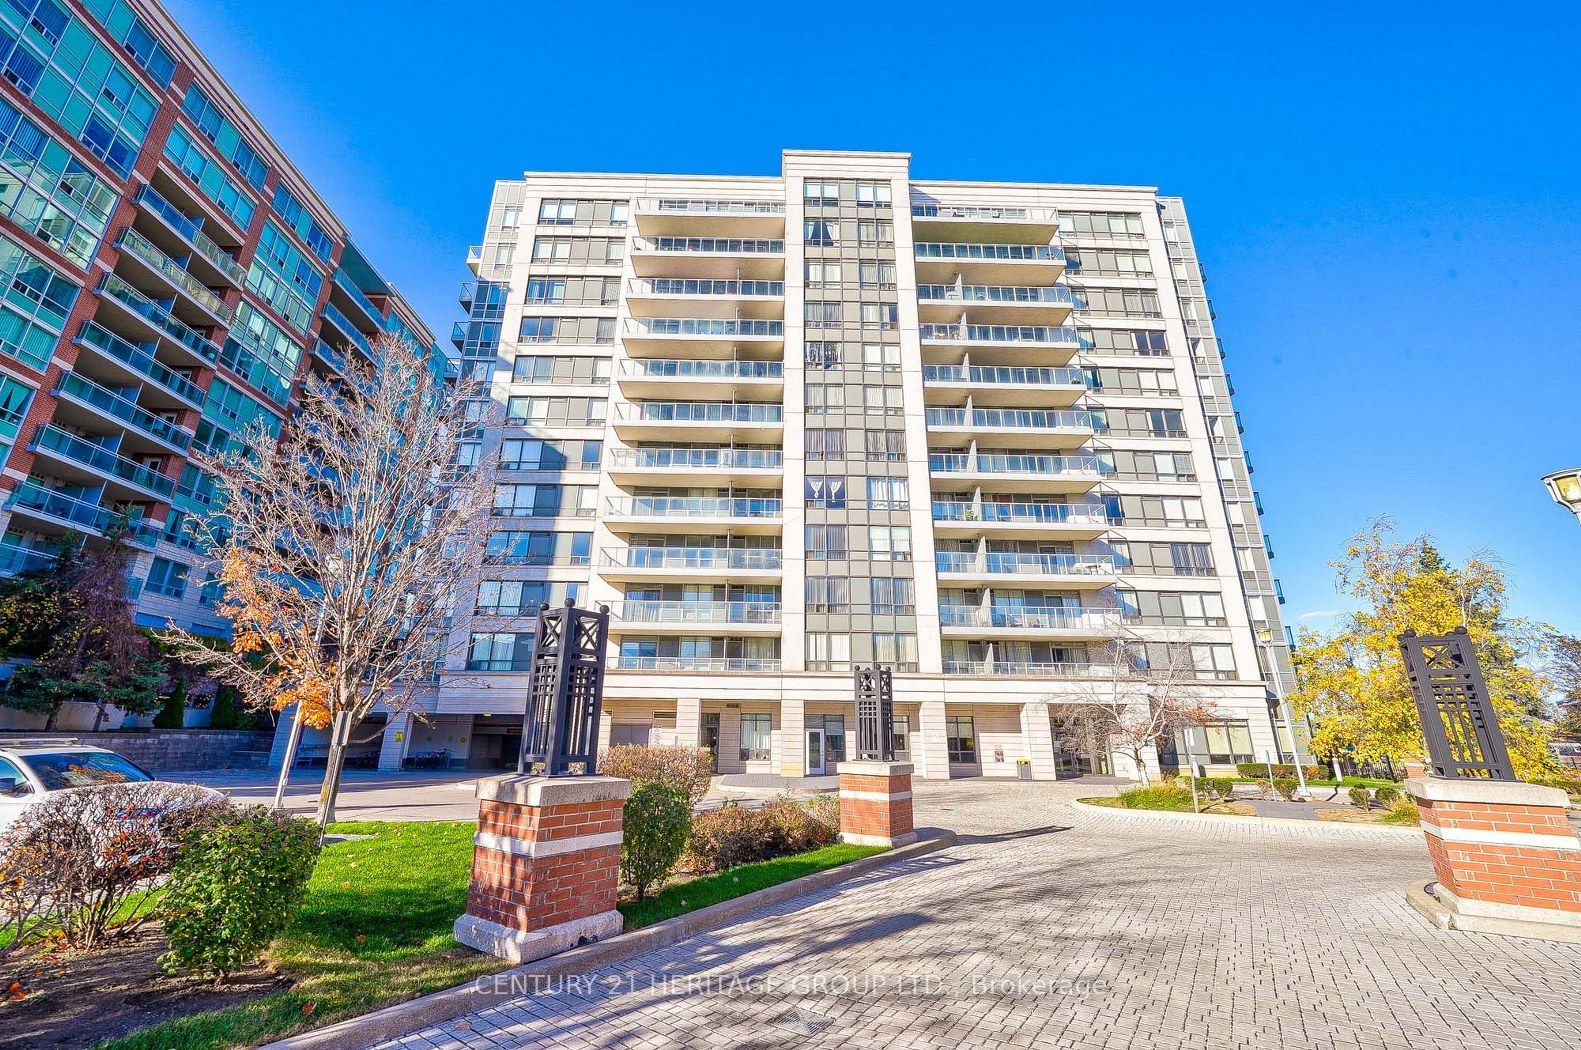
[675,697,702,750]
[839,761,916,847]
[377,712,415,772]
[1018,701,1059,781]
[1406,777,1581,938]
[779,696,806,777]
[267,705,297,769]
[914,699,950,781]
[453,775,630,963]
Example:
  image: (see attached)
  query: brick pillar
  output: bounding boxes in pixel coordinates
[838,761,916,848]
[453,775,630,963]
[1406,777,1581,936]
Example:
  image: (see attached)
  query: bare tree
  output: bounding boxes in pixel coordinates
[164,335,494,826]
[1055,631,1222,785]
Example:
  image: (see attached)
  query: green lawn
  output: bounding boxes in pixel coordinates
[99,821,505,1050]
[99,822,884,1049]
[619,842,886,930]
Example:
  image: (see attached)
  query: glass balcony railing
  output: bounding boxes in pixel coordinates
[928,452,1109,478]
[0,540,59,577]
[917,284,1074,306]
[602,547,782,571]
[614,656,781,672]
[31,424,176,498]
[74,321,204,405]
[627,317,783,338]
[911,204,1035,220]
[938,605,1118,630]
[923,365,1084,386]
[611,600,782,625]
[56,372,193,450]
[99,274,222,364]
[332,269,385,328]
[935,552,1116,576]
[115,228,232,321]
[942,660,1098,678]
[919,323,1080,345]
[134,186,247,285]
[620,359,782,380]
[607,447,782,471]
[607,496,782,519]
[314,338,348,376]
[932,501,1110,526]
[630,278,784,297]
[649,199,785,215]
[4,480,161,546]
[915,242,1065,263]
[926,408,1100,432]
[321,302,374,358]
[616,402,783,424]
[637,237,784,254]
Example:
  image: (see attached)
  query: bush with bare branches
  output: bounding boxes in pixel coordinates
[602,744,714,805]
[0,782,226,951]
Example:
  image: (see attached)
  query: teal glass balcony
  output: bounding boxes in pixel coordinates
[98,274,221,365]
[31,424,177,499]
[73,321,204,407]
[55,372,194,452]
[115,228,232,323]
[134,185,247,286]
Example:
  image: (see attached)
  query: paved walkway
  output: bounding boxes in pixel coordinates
[377,780,1581,1050]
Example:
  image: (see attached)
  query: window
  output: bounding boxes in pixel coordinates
[864,386,903,415]
[891,716,910,755]
[145,556,188,599]
[862,430,905,460]
[1060,211,1145,238]
[806,524,848,560]
[868,526,911,561]
[121,17,175,87]
[860,343,899,371]
[805,261,843,286]
[1083,328,1169,356]
[805,475,846,509]
[859,303,898,329]
[947,716,977,763]
[805,428,846,459]
[517,316,614,344]
[854,181,892,206]
[485,530,592,566]
[871,632,918,670]
[806,633,851,670]
[1066,248,1154,277]
[803,220,838,246]
[858,262,896,288]
[805,301,842,328]
[504,396,607,426]
[803,180,838,204]
[467,632,534,672]
[1075,288,1161,318]
[739,713,771,761]
[1116,590,1226,627]
[1170,720,1254,764]
[499,437,601,471]
[805,384,845,413]
[511,355,611,385]
[856,220,893,245]
[866,476,908,510]
[805,576,851,612]
[870,578,914,615]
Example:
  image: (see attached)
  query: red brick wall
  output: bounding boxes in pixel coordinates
[467,796,624,933]
[840,771,913,841]
[1416,797,1581,915]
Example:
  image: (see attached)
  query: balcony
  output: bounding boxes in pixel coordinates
[932,500,1111,539]
[0,541,59,577]
[631,237,785,279]
[616,358,782,400]
[939,604,1120,637]
[922,364,1086,407]
[96,274,222,367]
[612,401,782,441]
[54,371,194,453]
[910,203,1060,242]
[621,316,784,356]
[914,242,1065,283]
[313,338,349,377]
[942,659,1100,679]
[916,283,1073,324]
[609,600,782,634]
[321,302,375,360]
[465,244,483,274]
[114,228,233,326]
[634,199,786,238]
[604,495,782,535]
[30,424,176,500]
[4,480,160,547]
[73,321,204,409]
[919,322,1081,363]
[613,656,781,673]
[331,270,386,333]
[599,546,782,583]
[133,185,247,287]
[606,446,782,486]
[934,551,1117,587]
[625,278,785,320]
[928,452,1108,495]
[926,407,1099,449]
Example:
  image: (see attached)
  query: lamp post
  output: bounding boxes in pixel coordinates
[1543,468,1581,523]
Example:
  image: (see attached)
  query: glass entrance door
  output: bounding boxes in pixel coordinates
[701,713,721,772]
[806,727,826,775]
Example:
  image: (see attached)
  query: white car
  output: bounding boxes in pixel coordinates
[0,738,221,832]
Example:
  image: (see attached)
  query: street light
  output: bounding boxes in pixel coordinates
[1544,468,1581,523]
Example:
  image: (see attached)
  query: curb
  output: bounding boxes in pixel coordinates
[1069,798,1421,835]
[1404,880,1581,944]
[261,828,958,1050]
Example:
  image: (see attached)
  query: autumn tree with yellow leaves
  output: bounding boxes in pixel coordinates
[164,336,494,825]
[1291,520,1559,781]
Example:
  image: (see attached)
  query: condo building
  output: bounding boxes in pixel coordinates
[378,149,1295,782]
[0,0,435,728]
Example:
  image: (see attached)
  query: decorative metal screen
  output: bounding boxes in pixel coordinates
[854,665,895,761]
[519,600,611,776]
[1399,627,1516,781]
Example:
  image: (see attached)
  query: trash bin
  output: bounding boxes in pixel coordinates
[1016,758,1032,781]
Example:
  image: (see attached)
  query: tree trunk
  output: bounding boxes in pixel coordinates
[316,710,353,828]
[1133,747,1150,786]
[43,703,60,732]
[92,699,109,732]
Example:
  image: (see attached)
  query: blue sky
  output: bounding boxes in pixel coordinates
[164,0,1581,635]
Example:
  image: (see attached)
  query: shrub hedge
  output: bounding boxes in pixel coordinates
[602,745,714,806]
[683,798,837,873]
[1235,763,1323,780]
[620,781,691,901]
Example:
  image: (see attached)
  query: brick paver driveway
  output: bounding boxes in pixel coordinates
[380,780,1581,1050]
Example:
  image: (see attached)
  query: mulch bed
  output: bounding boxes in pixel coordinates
[0,925,287,1049]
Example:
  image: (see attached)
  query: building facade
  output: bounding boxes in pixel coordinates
[0,0,434,728]
[400,149,1294,780]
